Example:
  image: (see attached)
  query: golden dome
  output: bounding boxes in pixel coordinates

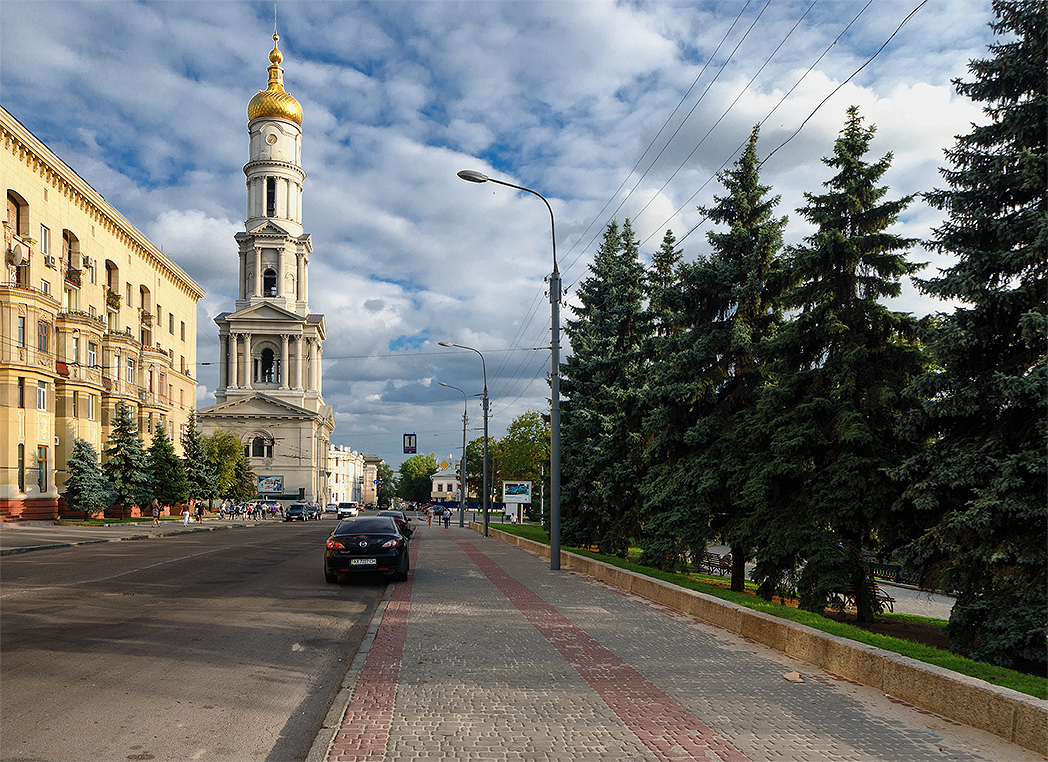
[247,33,303,125]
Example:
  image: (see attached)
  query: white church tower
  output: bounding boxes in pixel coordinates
[200,32,334,505]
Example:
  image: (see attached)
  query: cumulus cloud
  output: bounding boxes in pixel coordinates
[2,0,997,467]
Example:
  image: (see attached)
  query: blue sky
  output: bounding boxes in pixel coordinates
[2,0,996,470]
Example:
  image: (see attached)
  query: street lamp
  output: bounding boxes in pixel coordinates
[438,381,469,527]
[457,169,561,570]
[438,341,489,537]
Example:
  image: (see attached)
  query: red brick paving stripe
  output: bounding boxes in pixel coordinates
[327,541,417,761]
[456,538,751,762]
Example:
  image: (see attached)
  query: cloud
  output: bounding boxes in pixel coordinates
[2,0,998,468]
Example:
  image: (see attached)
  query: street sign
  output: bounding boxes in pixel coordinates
[403,433,416,454]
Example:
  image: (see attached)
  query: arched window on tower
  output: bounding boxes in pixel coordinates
[266,177,276,217]
[263,269,277,296]
[259,347,279,383]
[251,436,274,459]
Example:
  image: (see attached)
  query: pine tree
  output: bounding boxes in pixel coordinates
[181,409,217,504]
[62,438,113,518]
[640,126,787,585]
[149,424,189,510]
[103,401,154,514]
[894,1,1046,666]
[739,108,926,621]
[561,219,648,556]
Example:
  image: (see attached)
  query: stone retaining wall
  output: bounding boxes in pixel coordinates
[474,524,1048,755]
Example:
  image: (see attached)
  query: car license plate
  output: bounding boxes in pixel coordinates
[350,558,377,566]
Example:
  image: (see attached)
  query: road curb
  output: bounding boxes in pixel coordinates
[306,582,394,762]
[0,522,264,556]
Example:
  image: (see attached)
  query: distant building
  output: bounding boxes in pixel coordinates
[429,459,462,503]
[199,32,334,504]
[328,444,364,505]
[1,106,205,520]
[362,453,383,506]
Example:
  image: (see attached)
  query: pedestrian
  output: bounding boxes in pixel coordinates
[427,506,434,528]
[443,506,451,528]
[196,502,205,523]
[182,501,192,526]
[151,499,161,527]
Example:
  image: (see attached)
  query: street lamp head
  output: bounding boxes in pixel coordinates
[438,381,450,388]
[457,169,489,184]
[438,341,454,348]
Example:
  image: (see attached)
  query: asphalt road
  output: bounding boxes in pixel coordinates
[0,520,386,762]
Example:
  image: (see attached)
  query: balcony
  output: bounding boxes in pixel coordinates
[106,290,121,311]
[64,268,82,288]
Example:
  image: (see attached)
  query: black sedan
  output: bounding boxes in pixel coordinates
[325,516,410,582]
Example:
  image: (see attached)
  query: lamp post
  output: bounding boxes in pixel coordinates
[457,169,561,570]
[438,341,489,536]
[438,381,469,527]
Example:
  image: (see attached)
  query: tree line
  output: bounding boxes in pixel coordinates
[396,409,550,507]
[560,2,1044,670]
[63,402,258,517]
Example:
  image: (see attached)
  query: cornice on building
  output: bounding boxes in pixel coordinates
[0,106,206,302]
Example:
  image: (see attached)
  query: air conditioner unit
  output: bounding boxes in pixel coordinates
[44,254,57,268]
[82,255,93,269]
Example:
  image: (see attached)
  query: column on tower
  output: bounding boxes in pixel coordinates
[244,334,253,389]
[296,253,304,302]
[281,334,290,389]
[296,335,305,389]
[219,333,228,389]
[276,248,283,297]
[254,249,262,297]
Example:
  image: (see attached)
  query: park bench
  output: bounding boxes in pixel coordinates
[698,552,732,576]
[831,582,896,613]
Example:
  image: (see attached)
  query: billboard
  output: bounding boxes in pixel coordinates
[403,433,417,454]
[503,481,532,504]
[257,475,284,494]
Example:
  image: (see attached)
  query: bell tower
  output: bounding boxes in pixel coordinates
[200,31,334,507]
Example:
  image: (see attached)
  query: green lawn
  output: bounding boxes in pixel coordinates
[491,523,1046,699]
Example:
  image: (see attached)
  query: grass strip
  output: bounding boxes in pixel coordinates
[492,523,1046,699]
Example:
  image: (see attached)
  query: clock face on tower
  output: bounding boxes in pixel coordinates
[266,134,278,145]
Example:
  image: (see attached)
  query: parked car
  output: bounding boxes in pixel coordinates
[285,503,308,521]
[325,515,410,582]
[306,503,322,520]
[337,502,359,519]
[325,503,338,515]
[378,509,413,539]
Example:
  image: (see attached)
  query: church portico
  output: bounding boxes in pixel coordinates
[200,30,333,506]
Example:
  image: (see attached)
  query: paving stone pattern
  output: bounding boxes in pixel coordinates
[326,526,1038,762]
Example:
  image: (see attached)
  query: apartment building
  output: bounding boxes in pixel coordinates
[1,106,205,520]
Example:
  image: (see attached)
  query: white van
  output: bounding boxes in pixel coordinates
[336,502,359,519]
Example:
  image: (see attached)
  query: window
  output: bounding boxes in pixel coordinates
[72,390,79,418]
[148,369,153,393]
[180,321,185,341]
[180,355,185,373]
[39,225,50,256]
[266,177,276,217]
[113,353,120,381]
[40,280,50,295]
[17,444,25,492]
[17,377,25,408]
[88,394,97,421]
[169,313,174,333]
[37,446,47,492]
[126,283,133,307]
[87,342,97,368]
[70,336,79,365]
[37,321,49,352]
[17,316,25,347]
[251,436,274,458]
[437,483,444,492]
[159,372,165,396]
[89,262,96,285]
[37,381,47,410]
[263,269,277,296]
[179,388,184,408]
[126,357,134,383]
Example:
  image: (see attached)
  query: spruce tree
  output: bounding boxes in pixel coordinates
[149,424,189,510]
[561,219,648,556]
[895,1,1046,666]
[103,401,154,514]
[62,438,113,518]
[640,126,787,586]
[739,108,926,620]
[181,409,217,504]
